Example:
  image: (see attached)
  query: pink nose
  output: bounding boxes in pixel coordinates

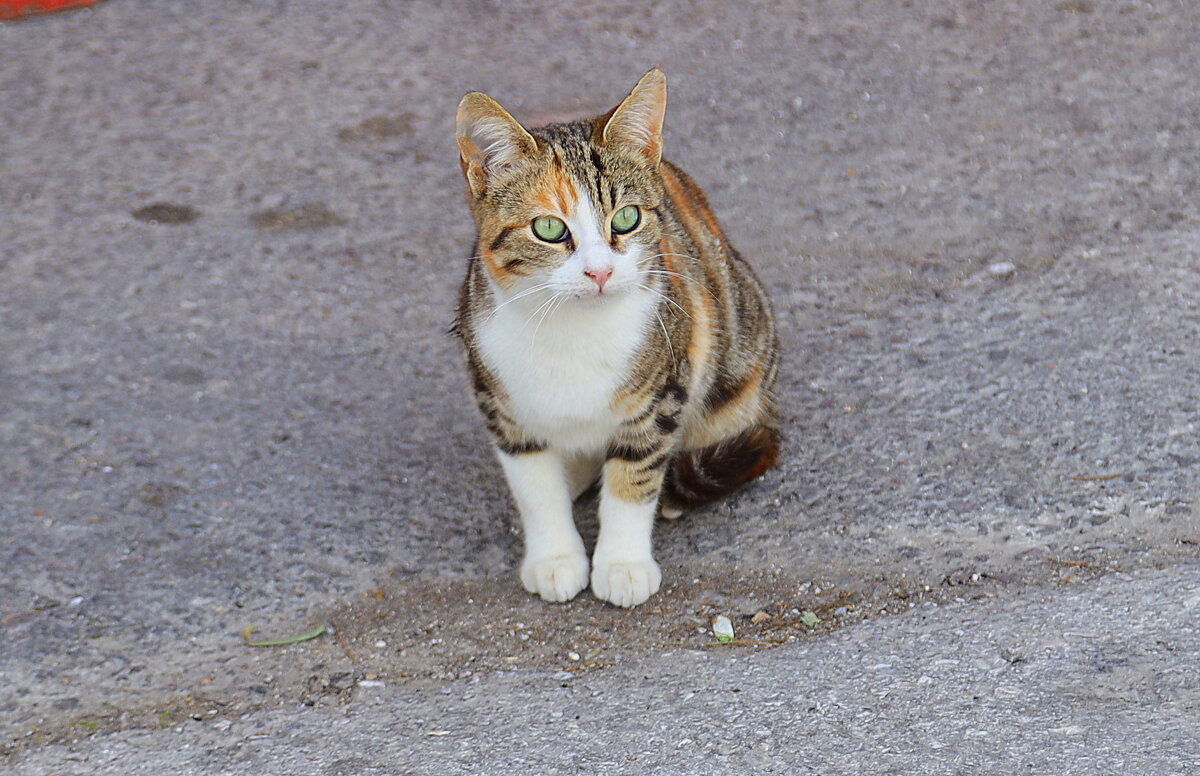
[584,267,613,292]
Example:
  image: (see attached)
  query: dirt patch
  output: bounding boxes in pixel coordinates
[249,202,345,230]
[336,114,414,143]
[318,551,1153,684]
[130,203,201,225]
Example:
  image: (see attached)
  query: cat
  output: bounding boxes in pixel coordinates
[453,68,780,607]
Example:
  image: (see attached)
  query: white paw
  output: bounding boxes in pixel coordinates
[591,557,662,608]
[521,553,589,603]
[660,504,684,519]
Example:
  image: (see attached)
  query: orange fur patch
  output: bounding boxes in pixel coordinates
[683,363,768,450]
[660,166,699,236]
[685,271,715,369]
[660,166,720,241]
[610,381,653,418]
[603,458,662,504]
[658,234,686,296]
[479,227,525,289]
[533,160,580,217]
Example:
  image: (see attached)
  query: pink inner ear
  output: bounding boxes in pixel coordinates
[466,116,528,173]
[458,136,489,194]
[457,92,538,187]
[603,72,666,164]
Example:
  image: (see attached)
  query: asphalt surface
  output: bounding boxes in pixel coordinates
[2,1,1199,774]
[12,567,1200,776]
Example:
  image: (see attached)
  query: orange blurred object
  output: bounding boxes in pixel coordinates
[0,0,100,21]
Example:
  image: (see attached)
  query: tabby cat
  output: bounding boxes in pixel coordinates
[453,68,779,607]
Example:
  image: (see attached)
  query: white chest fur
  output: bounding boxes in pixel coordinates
[477,287,658,454]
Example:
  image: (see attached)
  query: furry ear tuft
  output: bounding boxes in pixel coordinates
[601,67,667,166]
[456,92,538,196]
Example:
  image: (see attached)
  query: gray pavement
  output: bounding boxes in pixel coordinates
[13,566,1200,776]
[2,0,1199,774]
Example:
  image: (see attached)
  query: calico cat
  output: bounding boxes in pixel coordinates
[453,68,779,607]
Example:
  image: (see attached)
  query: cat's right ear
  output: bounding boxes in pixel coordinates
[456,92,538,197]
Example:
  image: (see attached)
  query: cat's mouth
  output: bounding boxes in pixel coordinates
[574,284,625,302]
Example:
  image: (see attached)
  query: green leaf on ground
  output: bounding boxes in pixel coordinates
[242,623,327,647]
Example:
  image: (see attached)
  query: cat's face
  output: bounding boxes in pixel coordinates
[456,69,667,303]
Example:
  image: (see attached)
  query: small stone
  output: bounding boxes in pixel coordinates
[987,261,1017,277]
[712,615,735,643]
[567,652,581,662]
[750,611,772,624]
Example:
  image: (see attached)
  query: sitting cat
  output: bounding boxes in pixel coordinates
[453,68,779,607]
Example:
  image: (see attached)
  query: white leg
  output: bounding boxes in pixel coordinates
[498,448,588,603]
[565,452,603,501]
[591,480,662,608]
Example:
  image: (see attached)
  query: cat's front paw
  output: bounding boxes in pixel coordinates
[521,553,590,603]
[590,557,662,608]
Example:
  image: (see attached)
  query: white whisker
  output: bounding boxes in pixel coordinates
[522,291,562,334]
[641,267,717,299]
[637,283,692,320]
[531,292,567,350]
[484,282,556,323]
[655,309,677,373]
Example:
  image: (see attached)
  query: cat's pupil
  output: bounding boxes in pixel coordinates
[532,216,568,243]
[611,205,640,235]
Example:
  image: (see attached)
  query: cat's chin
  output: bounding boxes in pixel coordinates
[572,286,629,304]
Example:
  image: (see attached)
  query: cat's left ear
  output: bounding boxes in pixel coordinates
[599,67,667,167]
[456,92,538,197]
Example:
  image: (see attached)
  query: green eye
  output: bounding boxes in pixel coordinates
[532,216,568,243]
[611,205,641,235]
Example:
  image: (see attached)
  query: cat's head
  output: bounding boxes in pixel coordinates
[456,68,667,302]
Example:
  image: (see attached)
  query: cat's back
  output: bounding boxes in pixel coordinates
[651,158,779,450]
[655,157,773,336]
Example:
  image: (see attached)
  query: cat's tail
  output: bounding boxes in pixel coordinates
[661,424,779,512]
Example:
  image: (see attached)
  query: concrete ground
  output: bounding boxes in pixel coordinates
[2,0,1198,773]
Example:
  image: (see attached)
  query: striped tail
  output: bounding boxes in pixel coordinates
[662,425,779,511]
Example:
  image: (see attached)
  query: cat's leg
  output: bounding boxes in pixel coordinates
[592,379,688,607]
[497,448,589,602]
[591,453,668,608]
[565,452,604,501]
